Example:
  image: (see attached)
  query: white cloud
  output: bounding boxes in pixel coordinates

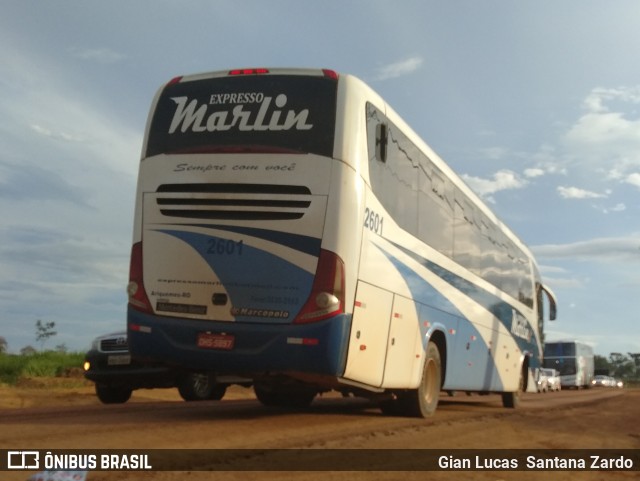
[532,236,640,263]
[593,202,627,215]
[606,167,625,181]
[537,265,569,275]
[541,276,585,289]
[625,172,640,188]
[557,186,607,199]
[374,56,423,81]
[524,168,545,178]
[478,146,508,160]
[8,84,141,177]
[583,86,640,113]
[554,86,640,200]
[461,170,527,200]
[536,265,584,289]
[69,47,126,64]
[564,85,640,178]
[566,110,640,145]
[30,123,85,143]
[518,144,568,178]
[610,203,627,212]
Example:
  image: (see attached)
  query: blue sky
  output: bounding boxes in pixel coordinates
[1,1,639,357]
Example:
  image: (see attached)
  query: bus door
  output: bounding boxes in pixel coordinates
[381,295,422,388]
[343,281,393,386]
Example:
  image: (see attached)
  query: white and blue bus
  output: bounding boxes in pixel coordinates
[127,68,557,417]
[543,341,594,388]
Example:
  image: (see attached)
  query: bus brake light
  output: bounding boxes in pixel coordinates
[229,68,270,75]
[322,69,338,79]
[294,250,345,324]
[127,242,153,313]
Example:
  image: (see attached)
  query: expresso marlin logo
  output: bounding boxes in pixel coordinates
[510,309,532,343]
[169,93,313,133]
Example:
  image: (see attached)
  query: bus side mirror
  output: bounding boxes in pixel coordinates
[549,300,557,321]
[542,284,557,321]
[376,123,388,163]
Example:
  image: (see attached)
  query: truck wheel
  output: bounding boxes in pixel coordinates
[95,384,132,404]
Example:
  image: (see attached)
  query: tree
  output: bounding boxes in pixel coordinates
[609,352,635,379]
[628,353,640,372]
[35,320,57,350]
[21,345,37,356]
[594,354,611,374]
[0,336,7,354]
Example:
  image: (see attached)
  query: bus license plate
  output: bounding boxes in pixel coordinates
[197,332,235,350]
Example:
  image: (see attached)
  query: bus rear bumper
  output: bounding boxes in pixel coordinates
[127,307,352,381]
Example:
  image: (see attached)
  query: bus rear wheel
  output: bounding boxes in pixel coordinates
[401,341,442,418]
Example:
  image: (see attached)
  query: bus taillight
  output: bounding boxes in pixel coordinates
[127,242,153,313]
[294,249,345,324]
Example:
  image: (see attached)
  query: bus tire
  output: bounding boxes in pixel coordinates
[502,367,524,408]
[402,341,441,418]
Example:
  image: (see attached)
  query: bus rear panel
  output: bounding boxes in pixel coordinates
[127,69,353,385]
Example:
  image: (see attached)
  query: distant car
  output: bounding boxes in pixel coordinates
[537,370,549,392]
[542,368,561,392]
[83,331,227,404]
[591,375,617,388]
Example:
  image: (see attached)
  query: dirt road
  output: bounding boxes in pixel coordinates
[0,384,638,481]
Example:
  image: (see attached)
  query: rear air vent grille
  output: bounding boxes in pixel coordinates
[156,183,312,220]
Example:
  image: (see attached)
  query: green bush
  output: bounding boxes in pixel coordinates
[0,351,85,385]
[0,354,25,384]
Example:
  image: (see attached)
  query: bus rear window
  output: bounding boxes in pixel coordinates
[145,75,337,158]
[544,342,576,357]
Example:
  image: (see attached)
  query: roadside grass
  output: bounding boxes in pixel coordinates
[0,351,85,385]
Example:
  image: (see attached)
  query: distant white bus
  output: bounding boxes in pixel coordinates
[543,341,594,388]
[127,68,557,416]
